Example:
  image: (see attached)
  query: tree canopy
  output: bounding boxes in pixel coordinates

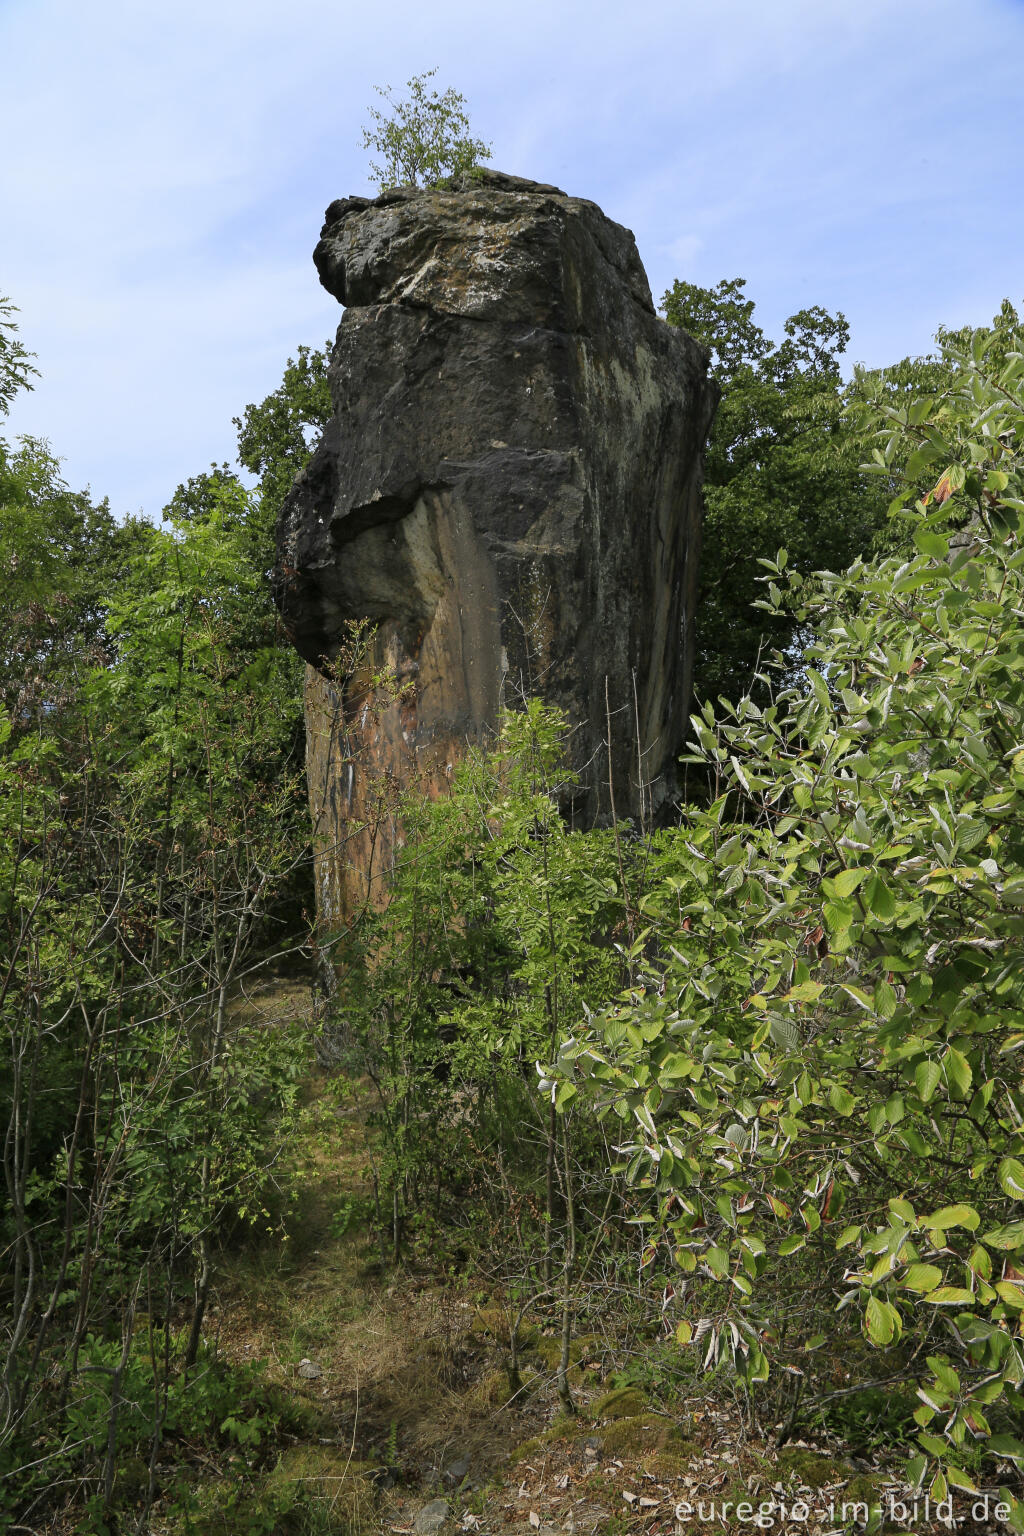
[663,277,890,707]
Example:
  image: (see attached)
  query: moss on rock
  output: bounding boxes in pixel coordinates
[776,1447,849,1490]
[597,1414,696,1467]
[594,1386,649,1419]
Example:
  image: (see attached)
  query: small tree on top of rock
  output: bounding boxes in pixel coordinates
[361,69,492,191]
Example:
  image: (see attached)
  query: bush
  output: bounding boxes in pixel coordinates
[556,311,1024,1508]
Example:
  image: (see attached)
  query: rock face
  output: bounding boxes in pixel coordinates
[275,170,717,926]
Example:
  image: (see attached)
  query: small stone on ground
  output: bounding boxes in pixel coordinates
[414,1497,451,1534]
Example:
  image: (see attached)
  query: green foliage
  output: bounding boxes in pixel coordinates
[330,700,627,1259]
[0,294,38,415]
[809,1385,920,1456]
[0,1334,319,1534]
[361,69,492,191]
[0,316,315,1530]
[665,281,1023,713]
[233,340,333,563]
[556,309,1024,1506]
[848,298,1023,550]
[8,250,1022,1529]
[0,431,148,729]
[663,277,889,708]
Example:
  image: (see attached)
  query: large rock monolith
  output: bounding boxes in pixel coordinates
[274,170,717,926]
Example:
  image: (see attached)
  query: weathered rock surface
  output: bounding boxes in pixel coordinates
[275,171,717,925]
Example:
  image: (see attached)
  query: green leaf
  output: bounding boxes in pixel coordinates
[987,1435,1024,1462]
[784,980,824,1003]
[769,1017,801,1051]
[824,900,856,934]
[829,1083,855,1116]
[905,1454,928,1489]
[658,1052,694,1082]
[969,1244,993,1280]
[865,1295,895,1346]
[914,527,950,558]
[864,871,897,920]
[901,1125,931,1157]
[998,1158,1024,1199]
[916,1060,942,1103]
[927,1356,961,1392]
[705,1245,729,1279]
[925,1205,979,1232]
[902,1264,943,1293]
[945,1047,973,1097]
[982,1221,1024,1251]
[874,980,898,1019]
[945,1464,978,1493]
[833,867,868,899]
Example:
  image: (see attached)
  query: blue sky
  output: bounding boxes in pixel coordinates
[2,0,1022,520]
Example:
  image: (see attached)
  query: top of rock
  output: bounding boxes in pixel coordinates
[320,170,568,231]
[313,170,654,320]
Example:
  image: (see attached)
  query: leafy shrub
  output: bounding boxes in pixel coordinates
[556,311,1024,1508]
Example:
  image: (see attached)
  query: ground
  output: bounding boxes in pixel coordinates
[154,979,1014,1536]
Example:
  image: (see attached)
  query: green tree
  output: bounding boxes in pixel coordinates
[556,308,1024,1507]
[663,277,889,706]
[136,338,336,940]
[0,296,38,415]
[0,498,311,1527]
[333,702,625,1245]
[0,435,149,729]
[847,297,1023,550]
[0,317,313,1530]
[233,339,333,564]
[0,298,150,734]
[361,69,492,191]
